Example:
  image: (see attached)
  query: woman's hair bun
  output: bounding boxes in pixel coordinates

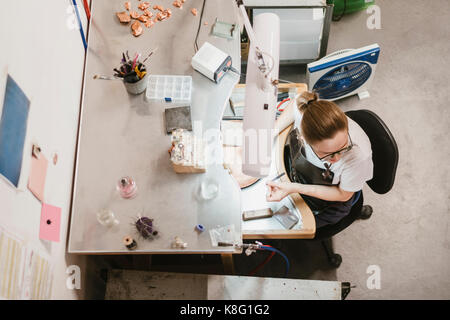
[297,91,319,112]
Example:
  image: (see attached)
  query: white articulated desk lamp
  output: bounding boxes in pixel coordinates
[236,0,280,178]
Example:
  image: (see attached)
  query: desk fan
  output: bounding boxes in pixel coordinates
[307,44,380,100]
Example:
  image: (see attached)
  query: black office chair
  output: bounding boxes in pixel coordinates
[315,109,399,267]
[285,109,399,268]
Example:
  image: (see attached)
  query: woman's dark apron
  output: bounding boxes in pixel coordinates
[284,128,357,228]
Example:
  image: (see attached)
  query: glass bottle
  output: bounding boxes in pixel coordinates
[96,209,119,227]
[117,176,137,199]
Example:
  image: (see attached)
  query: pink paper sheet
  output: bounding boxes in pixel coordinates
[27,154,48,201]
[39,203,61,242]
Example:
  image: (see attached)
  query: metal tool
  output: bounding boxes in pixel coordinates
[273,206,299,229]
[242,208,274,221]
[271,172,286,181]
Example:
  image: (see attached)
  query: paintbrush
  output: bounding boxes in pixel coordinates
[142,47,158,63]
[93,75,122,80]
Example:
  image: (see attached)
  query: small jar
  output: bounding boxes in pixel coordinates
[117,176,137,199]
[96,209,119,227]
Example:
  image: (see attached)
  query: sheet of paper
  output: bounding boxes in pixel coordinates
[0,75,30,187]
[0,226,54,300]
[21,248,53,299]
[39,203,61,242]
[27,153,48,202]
[0,227,26,299]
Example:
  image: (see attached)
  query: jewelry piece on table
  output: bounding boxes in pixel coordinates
[97,208,120,228]
[171,236,187,249]
[135,216,158,239]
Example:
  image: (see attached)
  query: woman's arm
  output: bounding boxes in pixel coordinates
[266,181,354,202]
[292,183,354,202]
[274,98,295,132]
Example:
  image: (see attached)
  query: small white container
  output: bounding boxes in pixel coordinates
[146,75,192,104]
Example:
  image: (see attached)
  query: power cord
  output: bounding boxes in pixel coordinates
[239,242,291,278]
[227,65,241,76]
[194,0,207,52]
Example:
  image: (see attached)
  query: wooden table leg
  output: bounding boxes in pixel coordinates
[221,254,235,275]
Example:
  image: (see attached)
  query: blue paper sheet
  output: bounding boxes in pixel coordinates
[0,75,30,187]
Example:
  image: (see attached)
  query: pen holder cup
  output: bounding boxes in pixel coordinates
[123,73,148,95]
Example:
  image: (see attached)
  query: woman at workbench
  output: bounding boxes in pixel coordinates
[266,91,373,228]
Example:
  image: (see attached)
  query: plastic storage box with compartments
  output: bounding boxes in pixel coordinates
[145,75,192,104]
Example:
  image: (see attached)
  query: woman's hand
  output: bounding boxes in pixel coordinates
[266,181,296,202]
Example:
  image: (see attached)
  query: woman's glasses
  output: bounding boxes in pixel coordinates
[315,134,354,162]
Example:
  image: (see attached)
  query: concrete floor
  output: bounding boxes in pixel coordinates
[273,0,450,299]
[91,0,450,300]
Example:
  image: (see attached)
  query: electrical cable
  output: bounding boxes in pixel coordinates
[227,66,241,76]
[239,74,294,85]
[259,245,290,277]
[72,0,87,51]
[277,98,291,112]
[249,249,275,276]
[194,0,207,52]
[82,0,91,20]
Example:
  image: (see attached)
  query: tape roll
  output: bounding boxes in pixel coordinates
[123,236,137,250]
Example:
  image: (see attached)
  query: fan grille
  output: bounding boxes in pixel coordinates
[313,62,372,100]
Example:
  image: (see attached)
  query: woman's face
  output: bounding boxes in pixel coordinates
[309,130,350,164]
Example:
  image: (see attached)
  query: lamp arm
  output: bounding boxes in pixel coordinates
[236,0,274,79]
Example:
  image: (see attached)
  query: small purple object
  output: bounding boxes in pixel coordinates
[196,224,205,232]
[135,217,158,238]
